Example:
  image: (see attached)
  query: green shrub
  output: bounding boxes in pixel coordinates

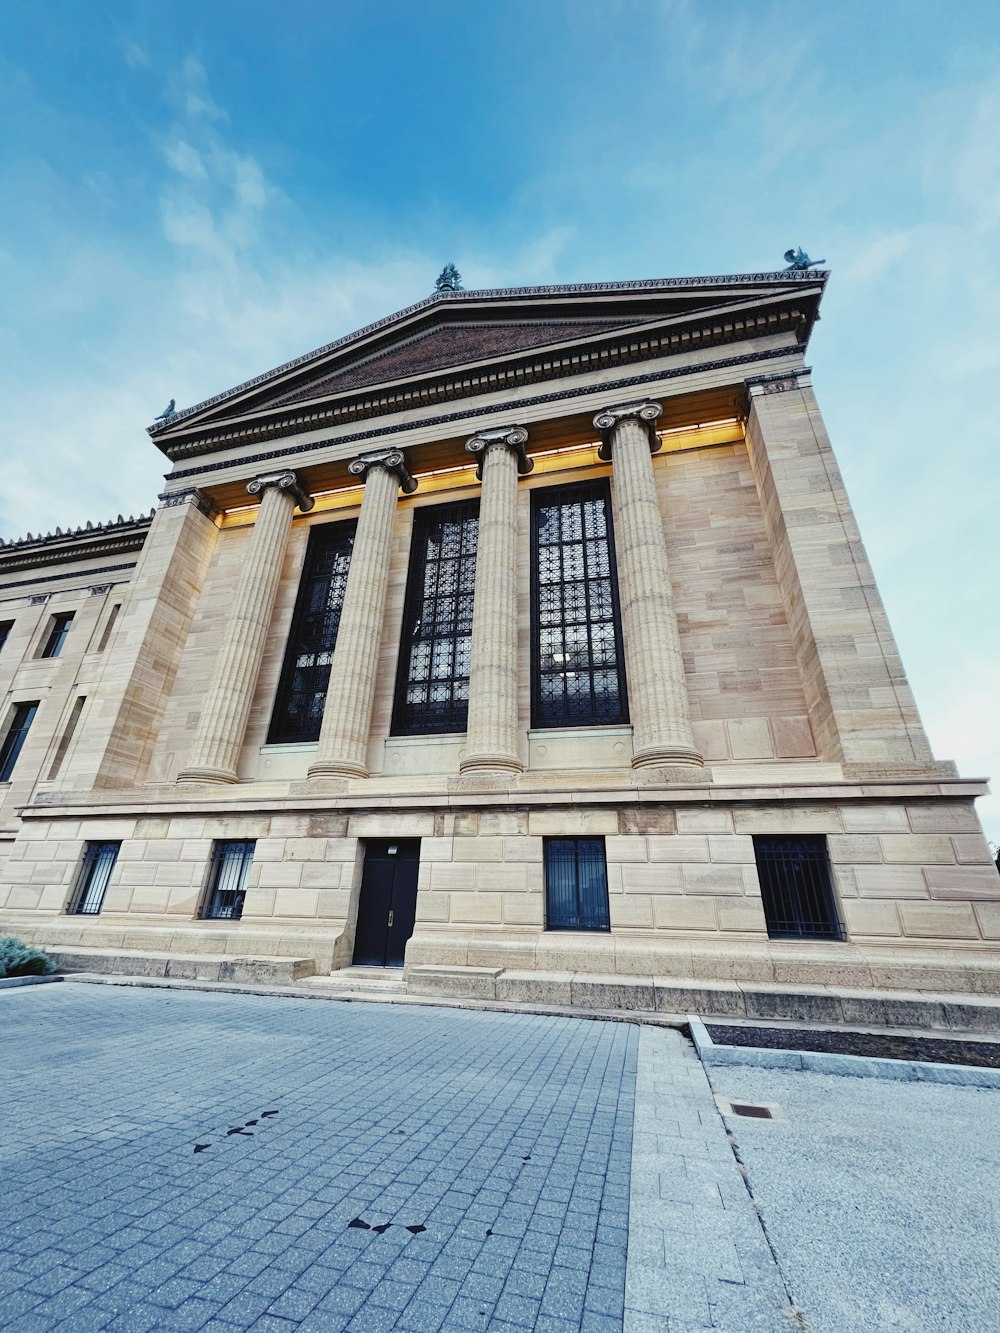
[0,936,56,978]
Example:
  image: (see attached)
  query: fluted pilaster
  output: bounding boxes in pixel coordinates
[178,471,312,784]
[308,450,416,779]
[594,401,703,772]
[460,427,532,774]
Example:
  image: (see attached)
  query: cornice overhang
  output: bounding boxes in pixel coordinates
[0,514,153,577]
[152,274,826,464]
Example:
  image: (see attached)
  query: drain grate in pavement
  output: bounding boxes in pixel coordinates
[729,1102,774,1119]
[706,1024,1000,1068]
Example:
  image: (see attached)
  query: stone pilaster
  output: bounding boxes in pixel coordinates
[177,472,313,785]
[594,401,703,773]
[308,450,417,780]
[460,427,532,774]
[744,369,939,773]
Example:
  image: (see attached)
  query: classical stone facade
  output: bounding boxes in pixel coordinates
[1,271,997,994]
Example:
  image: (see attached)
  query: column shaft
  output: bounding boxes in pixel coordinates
[461,440,524,773]
[308,463,400,778]
[178,483,298,784]
[602,409,703,770]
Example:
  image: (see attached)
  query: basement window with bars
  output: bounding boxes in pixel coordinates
[201,841,255,921]
[70,842,120,916]
[268,520,356,744]
[753,835,843,940]
[544,837,611,932]
[531,481,628,729]
[392,500,479,735]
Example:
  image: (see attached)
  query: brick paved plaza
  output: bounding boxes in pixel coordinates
[4,985,1000,1332]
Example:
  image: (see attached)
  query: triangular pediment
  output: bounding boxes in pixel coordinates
[264,318,633,408]
[150,272,826,458]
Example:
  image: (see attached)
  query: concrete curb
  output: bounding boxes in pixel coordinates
[688,1014,1000,1088]
[0,974,63,990]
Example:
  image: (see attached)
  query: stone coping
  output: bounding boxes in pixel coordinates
[22,774,989,819]
[689,1015,1000,1088]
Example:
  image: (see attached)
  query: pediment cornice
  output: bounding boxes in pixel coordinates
[150,272,827,463]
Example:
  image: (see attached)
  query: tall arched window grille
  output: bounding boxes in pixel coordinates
[530,481,628,728]
[267,520,356,744]
[392,500,479,735]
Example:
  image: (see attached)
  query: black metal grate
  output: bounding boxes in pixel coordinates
[544,837,611,932]
[753,835,842,940]
[392,501,479,735]
[70,842,120,915]
[0,701,38,783]
[202,841,255,921]
[530,482,628,728]
[268,521,356,744]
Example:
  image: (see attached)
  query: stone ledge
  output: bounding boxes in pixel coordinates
[47,946,315,985]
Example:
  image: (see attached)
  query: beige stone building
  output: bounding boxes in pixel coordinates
[1,269,997,1000]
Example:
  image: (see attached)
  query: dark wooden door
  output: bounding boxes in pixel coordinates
[352,839,421,967]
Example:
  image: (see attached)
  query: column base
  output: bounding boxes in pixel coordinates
[632,745,705,771]
[458,753,524,776]
[307,759,368,780]
[176,766,239,785]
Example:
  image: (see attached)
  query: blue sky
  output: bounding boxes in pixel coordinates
[2,0,998,838]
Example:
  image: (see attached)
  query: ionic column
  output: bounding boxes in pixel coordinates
[460,427,533,774]
[178,471,313,785]
[594,401,703,772]
[308,449,417,780]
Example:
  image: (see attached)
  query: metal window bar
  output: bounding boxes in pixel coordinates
[0,702,39,782]
[72,842,120,916]
[202,841,255,921]
[268,521,357,743]
[544,837,611,932]
[753,836,843,940]
[530,482,628,728]
[42,612,75,659]
[392,500,479,736]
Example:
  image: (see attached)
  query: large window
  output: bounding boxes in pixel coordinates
[0,702,38,782]
[41,611,75,659]
[531,482,627,728]
[0,621,12,654]
[201,841,255,921]
[392,501,479,735]
[70,842,120,916]
[268,521,356,744]
[544,838,611,932]
[753,836,842,940]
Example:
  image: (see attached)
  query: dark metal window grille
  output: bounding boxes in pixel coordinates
[0,702,38,782]
[268,521,356,744]
[544,837,611,932]
[42,612,75,659]
[753,836,843,940]
[71,842,120,916]
[0,621,12,654]
[202,841,254,921]
[392,500,479,735]
[530,482,628,728]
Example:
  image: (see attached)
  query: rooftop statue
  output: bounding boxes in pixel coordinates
[783,247,826,271]
[435,263,463,292]
[154,398,177,421]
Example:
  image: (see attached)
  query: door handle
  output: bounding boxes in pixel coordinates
[387,910,394,927]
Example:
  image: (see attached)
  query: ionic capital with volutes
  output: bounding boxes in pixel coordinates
[246,470,315,512]
[594,400,662,461]
[348,449,418,494]
[465,425,533,480]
